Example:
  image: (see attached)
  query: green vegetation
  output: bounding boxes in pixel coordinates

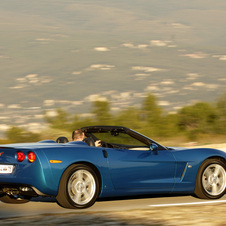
[4,92,226,145]
[6,126,41,143]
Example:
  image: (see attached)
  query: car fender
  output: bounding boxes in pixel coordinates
[38,146,113,196]
[171,148,226,192]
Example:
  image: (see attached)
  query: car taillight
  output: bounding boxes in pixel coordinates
[28,152,36,163]
[17,151,25,162]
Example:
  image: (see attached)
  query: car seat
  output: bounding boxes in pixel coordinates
[56,137,69,143]
[83,137,95,146]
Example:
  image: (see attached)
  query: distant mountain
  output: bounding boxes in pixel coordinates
[0,0,226,132]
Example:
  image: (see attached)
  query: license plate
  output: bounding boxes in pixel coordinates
[0,165,14,174]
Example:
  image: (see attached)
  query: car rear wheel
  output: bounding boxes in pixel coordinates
[0,195,30,204]
[56,164,100,209]
[195,159,226,199]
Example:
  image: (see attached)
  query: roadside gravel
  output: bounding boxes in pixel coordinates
[1,203,226,225]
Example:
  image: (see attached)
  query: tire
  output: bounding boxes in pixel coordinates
[195,159,226,199]
[0,195,30,204]
[56,164,100,209]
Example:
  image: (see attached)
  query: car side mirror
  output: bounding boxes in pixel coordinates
[150,143,158,152]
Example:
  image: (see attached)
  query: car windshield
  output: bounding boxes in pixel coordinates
[92,131,148,147]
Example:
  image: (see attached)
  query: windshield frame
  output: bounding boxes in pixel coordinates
[81,126,167,150]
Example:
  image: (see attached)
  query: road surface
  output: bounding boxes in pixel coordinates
[1,194,226,218]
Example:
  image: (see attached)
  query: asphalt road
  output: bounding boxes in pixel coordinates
[1,194,226,218]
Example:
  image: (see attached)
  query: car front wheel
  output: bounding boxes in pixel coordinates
[57,164,100,209]
[195,159,226,199]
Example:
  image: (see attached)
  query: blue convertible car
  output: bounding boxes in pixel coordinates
[0,126,226,209]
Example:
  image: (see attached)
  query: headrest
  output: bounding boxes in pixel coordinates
[56,137,69,143]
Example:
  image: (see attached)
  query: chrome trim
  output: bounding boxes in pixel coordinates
[181,163,188,181]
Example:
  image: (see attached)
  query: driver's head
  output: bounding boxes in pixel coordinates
[72,129,85,141]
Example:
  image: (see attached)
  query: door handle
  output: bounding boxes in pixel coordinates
[102,150,108,158]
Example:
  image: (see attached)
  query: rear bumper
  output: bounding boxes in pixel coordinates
[0,183,49,197]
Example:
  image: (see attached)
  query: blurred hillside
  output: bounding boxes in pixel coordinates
[0,0,226,134]
[3,93,226,147]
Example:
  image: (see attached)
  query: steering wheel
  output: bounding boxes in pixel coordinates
[100,141,113,148]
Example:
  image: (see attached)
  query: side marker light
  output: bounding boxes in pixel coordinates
[50,160,62,163]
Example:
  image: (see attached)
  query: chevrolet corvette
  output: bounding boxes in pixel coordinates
[0,126,226,209]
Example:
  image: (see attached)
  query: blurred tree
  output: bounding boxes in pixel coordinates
[92,100,112,124]
[140,93,163,136]
[45,108,71,130]
[216,92,226,134]
[6,126,41,143]
[157,114,180,138]
[178,102,217,140]
[69,114,95,132]
[141,93,162,121]
[114,107,142,129]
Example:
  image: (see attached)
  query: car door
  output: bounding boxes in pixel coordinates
[105,147,176,193]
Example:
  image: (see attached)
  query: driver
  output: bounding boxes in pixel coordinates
[72,129,101,147]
